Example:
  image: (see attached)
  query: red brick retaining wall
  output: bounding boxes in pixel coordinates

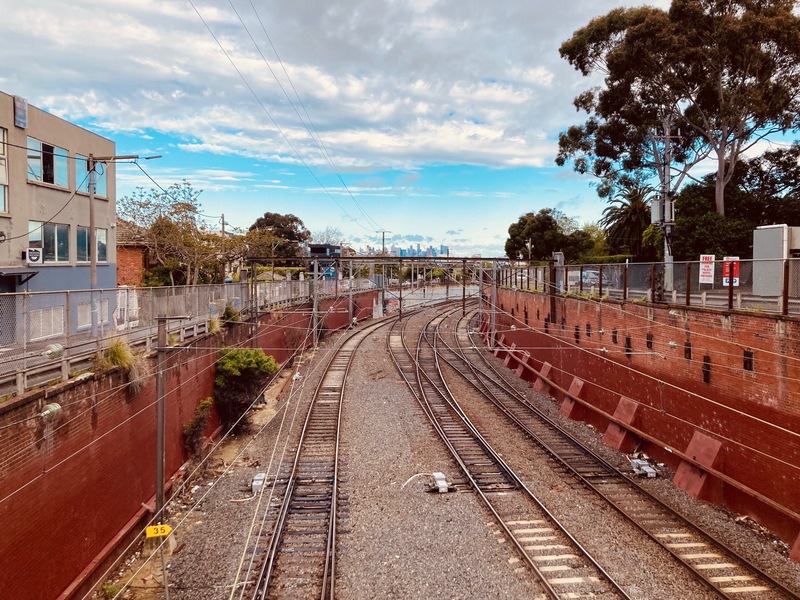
[0,291,376,599]
[483,288,800,554]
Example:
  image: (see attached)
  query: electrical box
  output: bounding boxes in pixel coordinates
[752,225,800,296]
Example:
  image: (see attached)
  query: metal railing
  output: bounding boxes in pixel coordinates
[0,277,377,397]
[501,257,800,316]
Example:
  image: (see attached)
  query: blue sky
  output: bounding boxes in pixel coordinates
[0,0,714,256]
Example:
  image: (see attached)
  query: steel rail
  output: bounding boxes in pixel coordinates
[433,308,799,600]
[252,317,392,599]
[388,308,631,599]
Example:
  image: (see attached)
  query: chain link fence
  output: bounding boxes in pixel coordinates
[501,257,800,315]
[0,277,376,397]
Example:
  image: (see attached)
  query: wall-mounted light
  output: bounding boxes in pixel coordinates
[668,341,678,349]
[668,310,679,317]
[0,231,6,243]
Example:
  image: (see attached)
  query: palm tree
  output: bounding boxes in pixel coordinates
[599,183,654,257]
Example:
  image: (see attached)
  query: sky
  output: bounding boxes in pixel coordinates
[0,0,692,257]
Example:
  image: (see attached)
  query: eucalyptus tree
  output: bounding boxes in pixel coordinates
[558,0,800,217]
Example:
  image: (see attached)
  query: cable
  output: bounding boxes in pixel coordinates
[237,0,385,233]
[186,0,379,234]
[477,291,800,448]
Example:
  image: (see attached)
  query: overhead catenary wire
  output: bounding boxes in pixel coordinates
[186,0,377,235]
[230,0,385,233]
[477,290,800,452]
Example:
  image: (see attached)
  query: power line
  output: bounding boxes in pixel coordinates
[186,0,375,234]
[237,0,385,233]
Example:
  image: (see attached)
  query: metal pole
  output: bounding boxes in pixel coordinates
[156,316,166,523]
[728,264,735,310]
[252,259,258,349]
[349,259,354,324]
[398,259,403,320]
[313,259,319,345]
[478,262,483,326]
[462,259,466,316]
[490,262,497,347]
[88,155,99,341]
[782,259,790,316]
[685,262,692,306]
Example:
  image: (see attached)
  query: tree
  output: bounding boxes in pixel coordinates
[118,181,220,285]
[740,142,800,225]
[249,212,311,262]
[312,226,346,246]
[599,182,654,258]
[505,208,593,263]
[672,183,755,260]
[558,0,800,216]
[214,348,279,429]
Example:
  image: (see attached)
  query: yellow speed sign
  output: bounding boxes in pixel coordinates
[145,524,173,538]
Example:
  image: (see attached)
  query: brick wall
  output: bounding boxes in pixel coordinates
[0,291,377,599]
[485,287,800,545]
[116,246,146,286]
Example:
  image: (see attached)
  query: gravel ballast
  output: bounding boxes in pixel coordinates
[118,311,800,599]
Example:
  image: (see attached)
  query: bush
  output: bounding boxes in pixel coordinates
[214,349,279,429]
[184,397,214,455]
[98,338,135,371]
[97,338,150,396]
[222,302,240,325]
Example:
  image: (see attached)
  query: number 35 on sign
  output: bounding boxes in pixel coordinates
[145,524,173,538]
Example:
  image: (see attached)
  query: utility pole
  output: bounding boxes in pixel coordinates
[155,315,190,525]
[462,259,466,316]
[652,127,681,294]
[220,213,225,282]
[377,230,391,256]
[312,259,319,345]
[87,153,159,286]
[155,317,167,524]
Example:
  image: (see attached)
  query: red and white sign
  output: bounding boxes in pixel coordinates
[699,254,715,285]
[722,256,740,287]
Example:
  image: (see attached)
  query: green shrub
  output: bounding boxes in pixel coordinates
[214,349,279,429]
[184,397,214,455]
[98,338,135,371]
[101,582,121,599]
[208,316,222,334]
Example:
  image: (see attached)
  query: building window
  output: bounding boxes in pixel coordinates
[75,155,107,197]
[77,226,108,262]
[0,128,7,212]
[78,299,110,329]
[27,137,68,187]
[29,221,69,262]
[29,305,65,340]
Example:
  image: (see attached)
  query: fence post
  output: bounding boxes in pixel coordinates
[685,263,692,307]
[623,264,628,302]
[782,259,790,316]
[728,267,735,310]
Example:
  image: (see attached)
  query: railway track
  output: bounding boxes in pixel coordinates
[428,307,799,600]
[248,318,390,599]
[388,309,631,599]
